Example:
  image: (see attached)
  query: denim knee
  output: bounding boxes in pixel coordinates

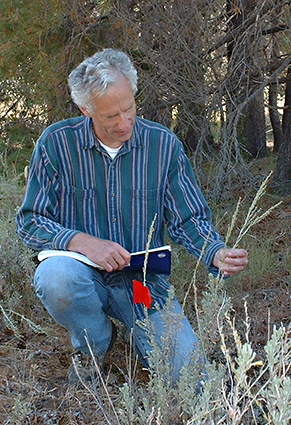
[34,256,95,308]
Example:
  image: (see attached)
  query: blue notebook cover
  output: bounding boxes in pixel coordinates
[127,246,171,275]
[38,245,172,275]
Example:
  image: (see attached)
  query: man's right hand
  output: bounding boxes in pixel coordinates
[67,233,131,272]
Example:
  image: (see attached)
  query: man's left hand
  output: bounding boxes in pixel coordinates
[212,247,248,276]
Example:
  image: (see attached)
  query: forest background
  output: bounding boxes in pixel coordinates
[1,0,291,424]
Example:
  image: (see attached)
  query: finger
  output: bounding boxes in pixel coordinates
[222,262,247,275]
[219,255,248,275]
[226,249,248,259]
[115,253,131,269]
[224,256,248,266]
[106,253,131,272]
[104,263,114,272]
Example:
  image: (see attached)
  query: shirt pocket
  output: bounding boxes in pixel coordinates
[131,187,163,231]
[59,186,98,232]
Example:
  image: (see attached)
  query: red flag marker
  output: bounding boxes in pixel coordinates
[133,279,153,309]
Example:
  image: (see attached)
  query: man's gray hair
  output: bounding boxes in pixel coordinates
[68,48,138,114]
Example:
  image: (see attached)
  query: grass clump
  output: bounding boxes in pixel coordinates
[0,156,41,342]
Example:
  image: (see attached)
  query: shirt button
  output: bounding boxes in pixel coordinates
[111,193,115,196]
[112,218,116,222]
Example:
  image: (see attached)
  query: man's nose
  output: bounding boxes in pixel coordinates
[118,113,131,129]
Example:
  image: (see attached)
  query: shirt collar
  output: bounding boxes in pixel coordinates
[83,116,145,150]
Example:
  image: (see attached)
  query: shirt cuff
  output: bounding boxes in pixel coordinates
[203,241,226,275]
[52,229,81,250]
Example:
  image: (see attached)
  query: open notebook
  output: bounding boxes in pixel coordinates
[38,245,172,275]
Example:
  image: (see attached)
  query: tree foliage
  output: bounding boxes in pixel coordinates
[1,0,291,194]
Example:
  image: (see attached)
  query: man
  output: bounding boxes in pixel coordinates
[16,48,248,385]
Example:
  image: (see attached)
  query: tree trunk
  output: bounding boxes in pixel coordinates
[269,82,284,152]
[273,66,291,194]
[243,92,267,158]
[226,0,267,159]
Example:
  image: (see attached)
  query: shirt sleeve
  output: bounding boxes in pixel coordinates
[16,138,80,251]
[164,139,225,274]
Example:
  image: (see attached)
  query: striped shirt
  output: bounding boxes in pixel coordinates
[16,116,225,312]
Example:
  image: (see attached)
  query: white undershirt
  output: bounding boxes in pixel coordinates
[99,140,121,159]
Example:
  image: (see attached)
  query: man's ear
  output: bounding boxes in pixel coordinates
[78,106,91,117]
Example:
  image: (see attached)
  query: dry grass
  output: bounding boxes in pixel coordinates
[1,159,291,424]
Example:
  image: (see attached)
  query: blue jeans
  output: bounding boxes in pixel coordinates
[34,256,204,381]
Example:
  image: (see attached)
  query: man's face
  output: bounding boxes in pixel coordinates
[80,73,136,148]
